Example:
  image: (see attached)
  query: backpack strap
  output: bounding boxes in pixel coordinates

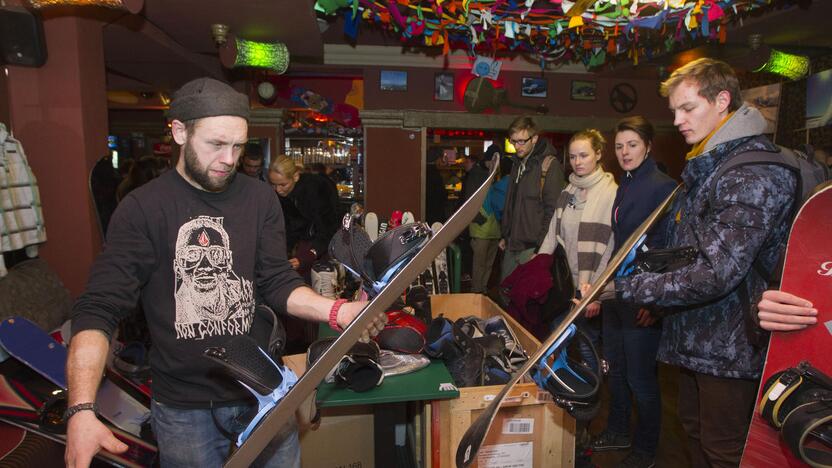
[707,146,814,346]
[539,154,555,200]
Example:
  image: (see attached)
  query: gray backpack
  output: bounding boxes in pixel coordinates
[708,145,830,212]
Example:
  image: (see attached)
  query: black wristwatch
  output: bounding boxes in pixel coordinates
[64,402,98,421]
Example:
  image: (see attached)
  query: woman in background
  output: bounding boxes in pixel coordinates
[267,155,338,282]
[538,129,617,369]
[591,116,676,468]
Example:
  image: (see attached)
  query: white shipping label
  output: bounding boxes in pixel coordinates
[477,441,533,468]
[502,418,534,434]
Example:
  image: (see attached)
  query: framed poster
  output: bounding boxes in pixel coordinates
[435,72,454,101]
[571,80,596,101]
[742,83,782,134]
[521,77,547,98]
[380,70,407,91]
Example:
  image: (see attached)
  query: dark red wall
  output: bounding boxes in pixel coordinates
[361,67,671,122]
[364,128,422,219]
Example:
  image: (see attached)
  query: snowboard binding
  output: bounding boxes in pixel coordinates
[306,337,384,392]
[531,324,602,421]
[203,334,298,447]
[329,213,431,297]
[758,361,832,465]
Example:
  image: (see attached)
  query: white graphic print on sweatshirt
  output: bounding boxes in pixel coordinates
[173,216,254,340]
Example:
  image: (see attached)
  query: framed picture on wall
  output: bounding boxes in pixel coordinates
[571,80,596,101]
[435,72,454,101]
[521,77,547,98]
[380,70,407,91]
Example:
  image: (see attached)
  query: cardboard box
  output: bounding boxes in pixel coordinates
[431,294,575,468]
[299,405,375,468]
[284,354,376,468]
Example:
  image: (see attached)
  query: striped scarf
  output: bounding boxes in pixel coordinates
[554,167,616,286]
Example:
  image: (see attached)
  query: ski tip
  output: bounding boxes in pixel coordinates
[456,442,474,467]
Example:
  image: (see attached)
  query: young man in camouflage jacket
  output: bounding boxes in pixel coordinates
[614,58,797,468]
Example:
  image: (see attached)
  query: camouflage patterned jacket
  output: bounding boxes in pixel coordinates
[615,105,797,379]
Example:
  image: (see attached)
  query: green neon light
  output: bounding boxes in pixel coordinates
[754,49,809,80]
[235,38,290,74]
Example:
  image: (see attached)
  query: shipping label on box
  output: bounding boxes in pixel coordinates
[477,441,533,468]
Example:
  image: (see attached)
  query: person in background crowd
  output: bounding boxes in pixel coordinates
[425,147,448,224]
[537,129,617,371]
[307,162,340,200]
[116,155,170,203]
[469,145,509,294]
[614,58,798,468]
[65,77,383,468]
[591,116,676,468]
[239,142,266,180]
[499,116,565,297]
[267,155,339,282]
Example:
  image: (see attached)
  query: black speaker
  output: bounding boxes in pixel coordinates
[0,7,47,67]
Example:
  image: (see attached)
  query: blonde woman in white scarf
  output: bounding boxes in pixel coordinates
[538,129,617,370]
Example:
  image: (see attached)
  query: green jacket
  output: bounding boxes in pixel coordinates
[469,207,501,239]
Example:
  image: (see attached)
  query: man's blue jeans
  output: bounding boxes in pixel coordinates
[601,299,662,456]
[151,399,300,468]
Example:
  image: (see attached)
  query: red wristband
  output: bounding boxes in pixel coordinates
[328,299,349,332]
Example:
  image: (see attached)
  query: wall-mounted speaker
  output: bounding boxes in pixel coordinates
[0,7,47,67]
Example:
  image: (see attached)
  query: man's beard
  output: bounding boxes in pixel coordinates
[183,141,236,192]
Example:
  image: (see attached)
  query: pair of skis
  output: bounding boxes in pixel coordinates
[363,210,415,242]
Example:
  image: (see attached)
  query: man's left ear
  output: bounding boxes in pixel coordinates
[171,120,188,145]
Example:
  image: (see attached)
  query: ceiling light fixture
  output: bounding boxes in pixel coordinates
[219,34,290,75]
[28,0,143,14]
[754,48,810,81]
[211,23,229,46]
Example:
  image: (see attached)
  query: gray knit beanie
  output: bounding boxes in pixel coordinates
[167,77,250,122]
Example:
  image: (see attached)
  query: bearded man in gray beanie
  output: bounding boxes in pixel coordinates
[65,78,385,468]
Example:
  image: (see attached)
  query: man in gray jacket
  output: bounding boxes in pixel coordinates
[615,59,797,468]
[499,116,564,290]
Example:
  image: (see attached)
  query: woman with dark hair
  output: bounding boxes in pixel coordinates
[591,116,676,468]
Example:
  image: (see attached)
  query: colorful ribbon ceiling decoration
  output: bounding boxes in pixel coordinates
[316,0,786,69]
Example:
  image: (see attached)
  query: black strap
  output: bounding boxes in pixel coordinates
[781,400,832,466]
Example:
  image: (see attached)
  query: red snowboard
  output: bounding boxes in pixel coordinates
[742,184,832,467]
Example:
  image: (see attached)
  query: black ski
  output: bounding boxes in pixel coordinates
[456,184,683,467]
[223,156,499,467]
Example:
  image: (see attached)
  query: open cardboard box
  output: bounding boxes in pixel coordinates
[431,294,575,468]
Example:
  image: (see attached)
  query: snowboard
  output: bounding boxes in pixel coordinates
[0,316,151,437]
[364,212,378,242]
[402,211,415,225]
[0,372,157,468]
[456,185,683,467]
[222,155,500,468]
[742,184,832,467]
[432,222,450,294]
